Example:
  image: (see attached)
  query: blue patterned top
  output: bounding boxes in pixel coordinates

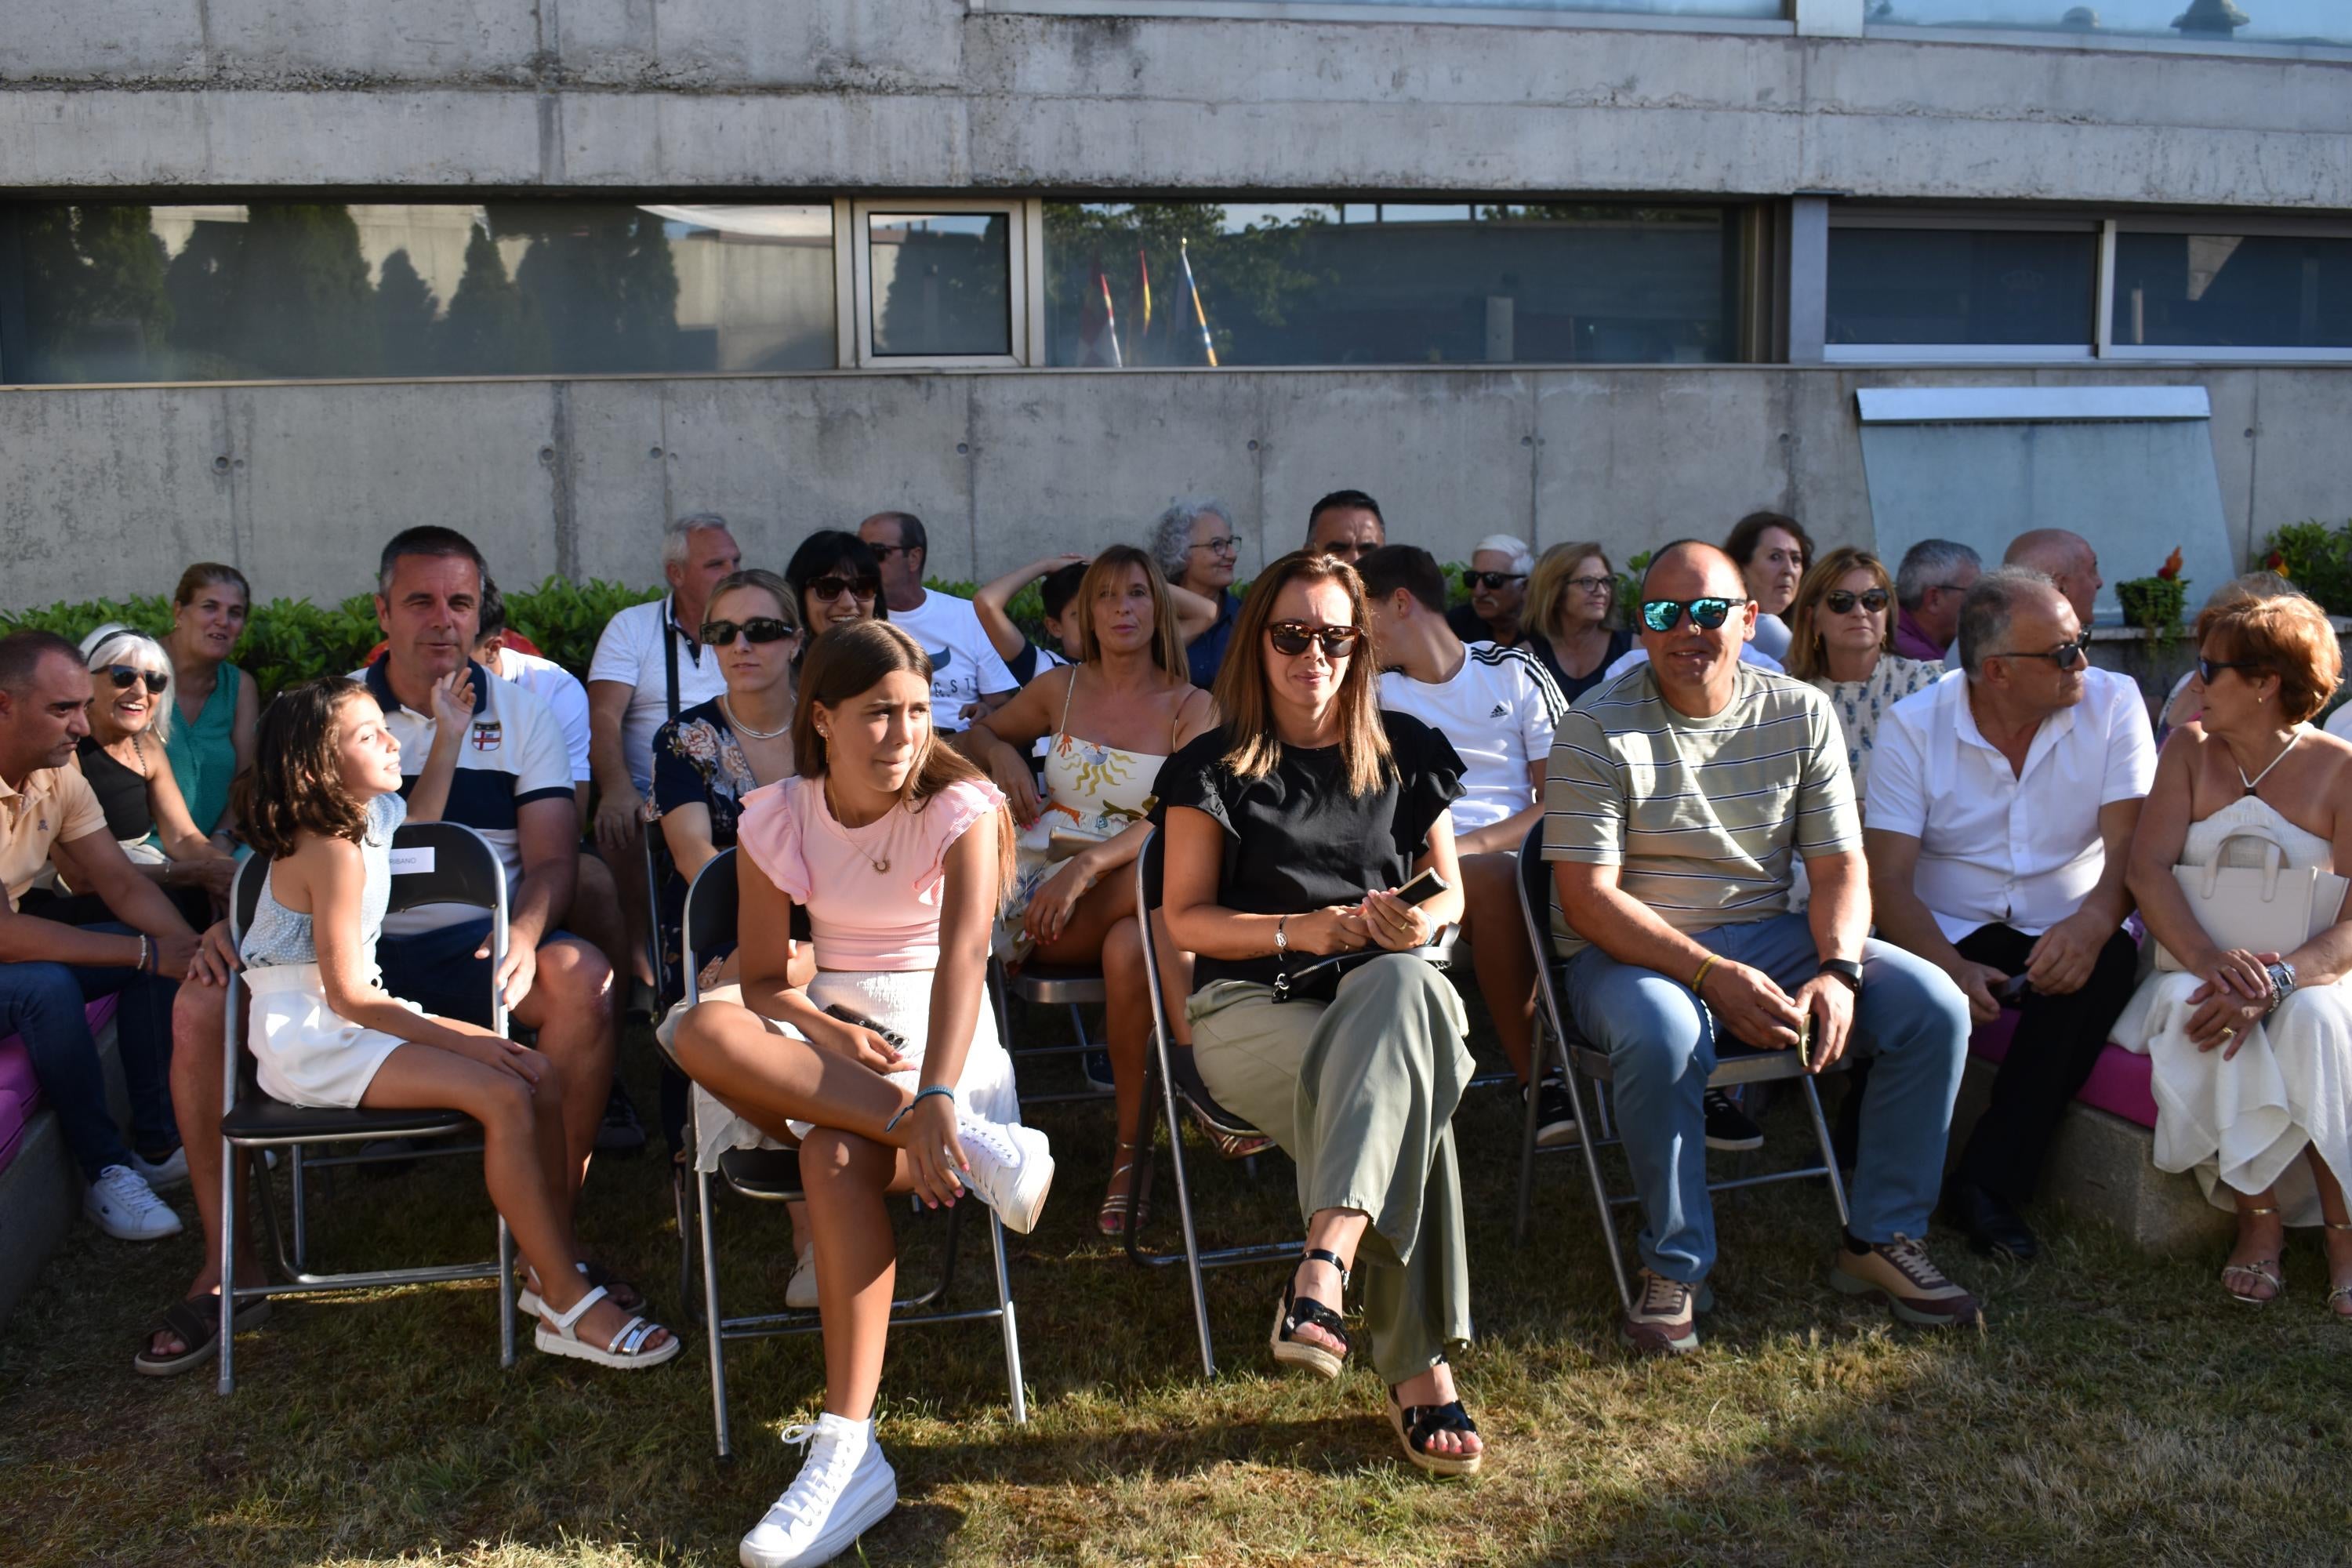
[241,793,405,979]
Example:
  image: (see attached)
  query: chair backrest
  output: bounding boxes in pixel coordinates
[1516,815,1551,956]
[644,822,682,1008]
[227,819,509,938]
[682,848,739,1006]
[230,849,272,945]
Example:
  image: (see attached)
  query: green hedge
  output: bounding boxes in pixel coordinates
[2255,521,2352,618]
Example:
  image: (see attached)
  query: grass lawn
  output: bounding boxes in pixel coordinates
[8,1005,2352,1567]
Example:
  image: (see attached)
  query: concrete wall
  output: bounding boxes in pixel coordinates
[3,3,2349,209]
[5,363,2344,609]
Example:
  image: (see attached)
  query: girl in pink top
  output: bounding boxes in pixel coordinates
[673,620,1051,1568]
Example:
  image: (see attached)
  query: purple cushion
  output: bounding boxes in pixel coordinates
[1967,1008,2159,1131]
[0,997,122,1175]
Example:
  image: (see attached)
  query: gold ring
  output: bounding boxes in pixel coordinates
[2220,1026,2236,1039]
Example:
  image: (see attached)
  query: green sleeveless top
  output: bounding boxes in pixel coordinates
[164,664,242,837]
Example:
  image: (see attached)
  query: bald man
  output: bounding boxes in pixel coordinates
[1543,540,1979,1355]
[2003,529,2103,627]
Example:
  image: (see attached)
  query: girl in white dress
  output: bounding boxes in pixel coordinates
[2116,593,2352,1314]
[238,676,680,1368]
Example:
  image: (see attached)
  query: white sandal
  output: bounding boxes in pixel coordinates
[534,1283,682,1370]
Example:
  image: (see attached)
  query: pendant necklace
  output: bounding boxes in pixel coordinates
[720,693,791,742]
[2238,729,2300,797]
[824,780,892,874]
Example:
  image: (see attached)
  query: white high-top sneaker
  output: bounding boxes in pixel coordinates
[739,1413,897,1568]
[953,1112,1055,1234]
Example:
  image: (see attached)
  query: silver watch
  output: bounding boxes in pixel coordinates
[2265,960,2297,1012]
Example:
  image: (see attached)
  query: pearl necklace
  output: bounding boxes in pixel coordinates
[720,693,791,742]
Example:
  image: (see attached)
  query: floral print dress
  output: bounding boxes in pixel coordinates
[1813,654,1944,808]
[648,696,772,998]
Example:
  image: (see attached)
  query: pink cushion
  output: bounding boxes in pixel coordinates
[0,997,123,1175]
[1967,1008,2159,1131]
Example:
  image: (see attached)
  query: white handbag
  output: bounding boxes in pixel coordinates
[2152,822,2350,973]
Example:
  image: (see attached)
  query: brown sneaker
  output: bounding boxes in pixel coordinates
[1831,1233,1984,1329]
[1621,1269,1710,1356]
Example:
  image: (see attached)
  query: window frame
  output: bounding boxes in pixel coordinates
[1821,210,2103,365]
[2100,215,2352,365]
[975,0,1797,34]
[848,197,1041,369]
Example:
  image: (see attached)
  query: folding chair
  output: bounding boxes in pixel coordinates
[216,820,520,1395]
[1511,818,1852,1310]
[989,954,1112,1108]
[643,821,683,1012]
[668,848,1029,1458]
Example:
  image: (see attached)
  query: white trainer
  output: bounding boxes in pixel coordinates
[784,1243,820,1311]
[86,1164,184,1241]
[953,1114,1055,1235]
[739,1414,897,1568]
[130,1145,191,1189]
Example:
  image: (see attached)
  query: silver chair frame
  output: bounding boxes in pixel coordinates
[217,821,520,1394]
[989,955,1112,1109]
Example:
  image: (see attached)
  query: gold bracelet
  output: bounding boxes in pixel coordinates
[1691,953,1720,994]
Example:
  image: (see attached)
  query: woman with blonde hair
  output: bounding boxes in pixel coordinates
[1519,541,1632,706]
[1158,550,1484,1476]
[1784,546,1944,803]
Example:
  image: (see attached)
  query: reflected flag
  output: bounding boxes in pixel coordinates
[1077,253,1123,367]
[1179,237,1218,368]
[1133,243,1154,363]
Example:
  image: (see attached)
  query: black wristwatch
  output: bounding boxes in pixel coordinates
[1817,958,1864,996]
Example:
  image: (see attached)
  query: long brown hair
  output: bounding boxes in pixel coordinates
[237,677,375,859]
[1784,546,1894,683]
[1211,550,1392,797]
[789,620,1014,899]
[1074,544,1187,676]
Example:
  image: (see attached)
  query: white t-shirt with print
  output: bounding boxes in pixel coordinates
[1379,643,1566,835]
[887,590,1018,733]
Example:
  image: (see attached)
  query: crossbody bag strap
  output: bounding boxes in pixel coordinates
[663,608,683,724]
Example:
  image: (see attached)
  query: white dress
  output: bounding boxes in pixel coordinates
[2111,795,2352,1225]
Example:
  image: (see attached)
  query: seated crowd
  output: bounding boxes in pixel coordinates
[6,490,2352,1565]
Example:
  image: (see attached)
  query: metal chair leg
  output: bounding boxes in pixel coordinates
[497,1218,517,1367]
[672,1156,699,1327]
[289,1144,310,1273]
[988,1214,1028,1425]
[1559,1058,1634,1314]
[697,1162,733,1459]
[1513,1018,1546,1244]
[1155,1043,1218,1378]
[1798,1075,1854,1229]
[216,1135,238,1398]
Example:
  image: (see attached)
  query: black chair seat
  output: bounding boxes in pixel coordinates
[718,1145,804,1200]
[1163,1042,1262,1140]
[222,1093,476,1144]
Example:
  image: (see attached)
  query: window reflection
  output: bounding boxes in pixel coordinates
[1827,228,2097,347]
[2113,231,2352,350]
[0,201,836,384]
[1042,201,1739,367]
[866,212,1013,357]
[1865,1,2350,47]
[1273,0,1783,13]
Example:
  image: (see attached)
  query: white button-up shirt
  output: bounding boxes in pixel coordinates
[586,595,730,790]
[1865,666,2155,942]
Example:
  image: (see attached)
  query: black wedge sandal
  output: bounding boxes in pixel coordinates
[1388,1374,1484,1479]
[1270,1247,1352,1380]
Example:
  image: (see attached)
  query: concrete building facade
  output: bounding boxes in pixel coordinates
[3,1,2349,606]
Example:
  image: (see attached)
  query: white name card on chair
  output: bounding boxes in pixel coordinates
[389,848,436,877]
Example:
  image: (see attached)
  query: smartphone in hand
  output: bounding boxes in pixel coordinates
[822,1003,909,1054]
[1393,866,1449,906]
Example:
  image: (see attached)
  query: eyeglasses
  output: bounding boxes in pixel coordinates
[104,665,170,695]
[1639,597,1739,635]
[702,617,798,648]
[1463,570,1527,591]
[1567,575,1613,594]
[2198,656,2265,684]
[1824,589,1891,616]
[808,575,880,604]
[866,543,912,562]
[1991,630,2093,671]
[1265,621,1363,658]
[1189,535,1240,557]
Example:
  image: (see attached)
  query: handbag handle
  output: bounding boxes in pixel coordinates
[2198,826,2288,902]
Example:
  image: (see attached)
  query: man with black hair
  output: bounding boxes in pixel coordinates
[1305,489,1386,563]
[858,510,1016,729]
[1359,544,1572,1145]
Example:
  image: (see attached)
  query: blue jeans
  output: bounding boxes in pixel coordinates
[1564,913,1969,1283]
[0,923,181,1181]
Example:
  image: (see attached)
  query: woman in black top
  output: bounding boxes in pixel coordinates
[1156,550,1485,1478]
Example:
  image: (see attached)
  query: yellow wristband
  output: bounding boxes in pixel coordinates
[1691,953,1720,994]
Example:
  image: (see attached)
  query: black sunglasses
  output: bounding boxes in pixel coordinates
[1463,570,1527,591]
[866,543,913,561]
[1639,597,1738,635]
[1992,630,2093,670]
[104,665,170,695]
[2198,656,2265,684]
[808,575,880,604]
[1266,621,1363,658]
[1824,588,1891,615]
[702,617,797,648]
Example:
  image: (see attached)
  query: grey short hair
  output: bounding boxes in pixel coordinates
[79,623,177,741]
[1471,534,1534,578]
[664,513,733,569]
[1957,565,2058,678]
[1896,539,1984,610]
[1149,497,1234,582]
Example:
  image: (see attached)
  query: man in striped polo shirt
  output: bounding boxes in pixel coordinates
[1544,540,1978,1356]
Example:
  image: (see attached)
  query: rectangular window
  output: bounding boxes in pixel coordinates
[2111,230,2352,354]
[1264,0,1783,12]
[849,199,1034,368]
[1867,1,2350,48]
[1041,201,1741,368]
[1825,227,2097,358]
[0,201,837,385]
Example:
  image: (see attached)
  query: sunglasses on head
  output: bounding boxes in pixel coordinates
[1266,621,1363,658]
[1993,629,2093,670]
[1824,588,1891,615]
[1463,570,1526,591]
[808,575,880,604]
[1639,597,1739,635]
[104,665,169,695]
[701,617,797,648]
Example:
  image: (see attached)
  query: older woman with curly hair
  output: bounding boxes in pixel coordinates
[1149,497,1246,689]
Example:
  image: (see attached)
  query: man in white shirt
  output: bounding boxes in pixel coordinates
[1359,545,1571,1141]
[1866,566,2154,1262]
[858,512,1017,731]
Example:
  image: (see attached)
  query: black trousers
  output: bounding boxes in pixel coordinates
[1951,922,2141,1203]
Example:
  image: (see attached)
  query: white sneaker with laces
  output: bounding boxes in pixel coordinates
[130,1145,191,1189]
[953,1113,1055,1234]
[739,1413,897,1568]
[785,1243,819,1311]
[86,1164,184,1241]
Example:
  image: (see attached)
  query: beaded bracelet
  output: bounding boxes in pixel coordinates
[884,1085,956,1133]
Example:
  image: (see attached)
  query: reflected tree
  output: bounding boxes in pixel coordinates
[499,204,684,374]
[439,222,545,375]
[1043,202,1324,366]
[7,205,174,379]
[372,249,440,377]
[231,204,379,377]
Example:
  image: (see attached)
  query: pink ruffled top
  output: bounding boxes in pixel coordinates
[735,774,1007,971]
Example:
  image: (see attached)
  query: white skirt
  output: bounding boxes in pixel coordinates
[246,963,421,1109]
[680,968,1018,1174]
